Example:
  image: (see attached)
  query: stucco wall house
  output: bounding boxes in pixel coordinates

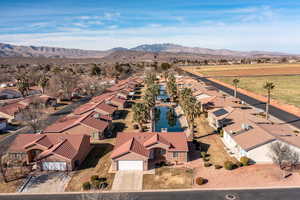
[111,132,189,171]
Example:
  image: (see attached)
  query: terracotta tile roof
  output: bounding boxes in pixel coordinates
[74,92,116,115]
[90,92,115,104]
[110,96,126,105]
[8,133,90,161]
[111,132,188,159]
[44,111,109,133]
[44,114,86,133]
[111,138,149,159]
[96,102,117,115]
[81,115,108,132]
[73,102,97,115]
[144,133,170,147]
[0,101,27,116]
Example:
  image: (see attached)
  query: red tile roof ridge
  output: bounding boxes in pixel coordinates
[24,134,46,149]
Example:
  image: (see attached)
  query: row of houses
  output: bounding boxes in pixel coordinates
[0,94,57,122]
[5,77,144,171]
[178,76,300,164]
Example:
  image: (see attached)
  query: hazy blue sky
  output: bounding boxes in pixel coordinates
[1,0,300,53]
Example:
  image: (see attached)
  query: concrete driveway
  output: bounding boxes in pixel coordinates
[112,171,143,191]
[21,172,71,193]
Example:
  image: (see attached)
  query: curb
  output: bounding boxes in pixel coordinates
[2,185,300,196]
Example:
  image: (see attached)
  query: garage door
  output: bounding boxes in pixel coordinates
[118,160,143,171]
[42,162,67,171]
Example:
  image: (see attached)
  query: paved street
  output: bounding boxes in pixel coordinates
[183,70,300,129]
[1,188,300,200]
[112,171,143,191]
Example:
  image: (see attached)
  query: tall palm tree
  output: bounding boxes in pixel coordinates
[167,74,178,102]
[263,81,275,119]
[132,103,149,131]
[232,78,240,98]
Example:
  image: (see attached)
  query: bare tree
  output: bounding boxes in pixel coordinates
[48,71,78,101]
[18,98,47,133]
[269,142,299,177]
[81,79,107,97]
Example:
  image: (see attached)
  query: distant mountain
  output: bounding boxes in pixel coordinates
[0,43,109,58]
[130,43,292,57]
[0,42,295,59]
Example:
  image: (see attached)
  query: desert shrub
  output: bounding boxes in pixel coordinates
[90,175,99,182]
[133,124,139,129]
[224,161,234,170]
[219,129,224,137]
[195,177,206,185]
[214,164,222,169]
[91,180,101,189]
[204,162,211,167]
[240,156,250,166]
[99,182,108,189]
[200,151,206,158]
[203,157,210,162]
[98,177,107,182]
[235,161,243,168]
[82,182,91,190]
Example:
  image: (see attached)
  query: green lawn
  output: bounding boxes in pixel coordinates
[217,75,300,108]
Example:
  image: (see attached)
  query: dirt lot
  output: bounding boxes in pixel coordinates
[143,167,193,189]
[194,115,237,165]
[183,63,300,77]
[189,161,300,188]
[65,139,115,191]
[216,75,300,108]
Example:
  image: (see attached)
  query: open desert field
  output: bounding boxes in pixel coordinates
[183,63,300,77]
[216,75,300,108]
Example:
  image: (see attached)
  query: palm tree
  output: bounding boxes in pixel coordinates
[166,74,178,102]
[263,81,275,119]
[232,78,240,98]
[132,103,149,131]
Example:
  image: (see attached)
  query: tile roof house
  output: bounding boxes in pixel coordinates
[44,112,110,140]
[0,95,57,122]
[0,101,28,121]
[111,132,189,171]
[7,133,91,171]
[209,107,300,163]
[108,96,127,109]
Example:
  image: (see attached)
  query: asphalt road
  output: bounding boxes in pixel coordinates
[183,70,300,129]
[1,188,300,200]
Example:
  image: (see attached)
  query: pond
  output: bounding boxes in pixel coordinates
[154,106,184,132]
[156,85,169,102]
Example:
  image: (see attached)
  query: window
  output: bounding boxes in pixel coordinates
[160,149,166,155]
[173,152,179,158]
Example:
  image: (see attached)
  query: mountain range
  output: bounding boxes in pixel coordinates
[0,42,295,59]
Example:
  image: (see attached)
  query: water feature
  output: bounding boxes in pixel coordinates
[154,106,184,132]
[156,85,169,102]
